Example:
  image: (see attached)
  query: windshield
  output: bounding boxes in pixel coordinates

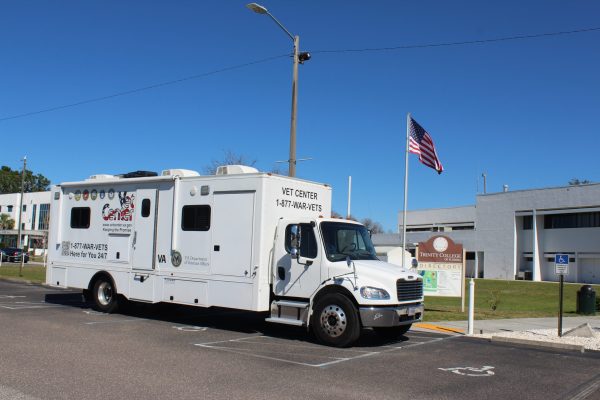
[320,221,378,262]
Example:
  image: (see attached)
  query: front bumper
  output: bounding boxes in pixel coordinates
[359,303,424,327]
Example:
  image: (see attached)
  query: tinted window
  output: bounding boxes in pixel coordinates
[141,199,151,218]
[182,205,211,231]
[70,207,91,229]
[285,224,317,259]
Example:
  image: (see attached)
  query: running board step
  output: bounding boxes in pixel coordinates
[269,300,309,326]
[265,317,304,326]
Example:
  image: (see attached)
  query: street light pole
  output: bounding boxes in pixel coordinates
[289,34,299,177]
[17,156,26,277]
[247,3,310,177]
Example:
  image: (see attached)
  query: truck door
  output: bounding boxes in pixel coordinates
[211,191,255,277]
[132,188,158,271]
[273,220,321,299]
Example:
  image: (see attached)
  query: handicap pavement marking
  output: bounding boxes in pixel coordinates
[439,366,495,377]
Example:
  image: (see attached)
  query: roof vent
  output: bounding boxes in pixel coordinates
[216,165,259,175]
[86,174,116,181]
[161,169,200,177]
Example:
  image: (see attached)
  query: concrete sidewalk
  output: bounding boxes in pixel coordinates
[416,315,600,335]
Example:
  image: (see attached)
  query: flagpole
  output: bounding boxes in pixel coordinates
[401,113,410,268]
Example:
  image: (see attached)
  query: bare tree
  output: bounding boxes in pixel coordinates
[568,178,592,186]
[361,218,384,234]
[203,150,257,175]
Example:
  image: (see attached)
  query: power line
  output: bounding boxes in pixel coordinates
[2,26,599,123]
[310,27,600,54]
[0,53,290,122]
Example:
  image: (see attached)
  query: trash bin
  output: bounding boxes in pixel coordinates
[576,285,596,315]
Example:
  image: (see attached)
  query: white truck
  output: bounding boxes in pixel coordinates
[46,166,423,347]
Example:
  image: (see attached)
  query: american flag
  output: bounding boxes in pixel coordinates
[408,116,444,174]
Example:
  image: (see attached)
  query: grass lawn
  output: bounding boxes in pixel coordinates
[0,265,46,283]
[424,279,600,321]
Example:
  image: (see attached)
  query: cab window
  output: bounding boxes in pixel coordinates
[285,224,317,259]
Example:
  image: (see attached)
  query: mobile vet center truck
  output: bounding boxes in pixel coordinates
[46,166,423,347]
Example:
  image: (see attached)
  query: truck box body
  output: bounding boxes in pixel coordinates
[47,171,331,312]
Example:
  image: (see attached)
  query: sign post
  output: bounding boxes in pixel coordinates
[555,254,569,337]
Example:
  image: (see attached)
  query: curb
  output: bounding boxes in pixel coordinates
[414,323,464,334]
[491,335,586,353]
[0,276,42,285]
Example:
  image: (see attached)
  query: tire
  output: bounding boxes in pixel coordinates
[374,324,412,340]
[92,276,119,313]
[311,293,361,347]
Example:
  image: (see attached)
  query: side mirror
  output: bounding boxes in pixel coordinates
[411,258,419,268]
[289,224,301,259]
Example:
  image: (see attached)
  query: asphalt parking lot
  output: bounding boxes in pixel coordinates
[1,280,599,400]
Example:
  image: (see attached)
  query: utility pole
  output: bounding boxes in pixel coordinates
[18,156,27,277]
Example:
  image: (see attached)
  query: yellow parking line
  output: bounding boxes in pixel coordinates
[414,323,464,334]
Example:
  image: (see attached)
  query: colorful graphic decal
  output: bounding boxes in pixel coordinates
[82,190,89,201]
[102,192,135,222]
[91,189,98,201]
[99,190,105,199]
[74,190,81,201]
[108,189,115,200]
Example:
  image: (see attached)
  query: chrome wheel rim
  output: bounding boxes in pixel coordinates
[320,304,347,338]
[97,281,113,306]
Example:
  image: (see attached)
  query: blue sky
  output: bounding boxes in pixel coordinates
[1,1,599,232]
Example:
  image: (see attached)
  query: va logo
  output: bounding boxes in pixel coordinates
[171,250,182,267]
[157,254,167,263]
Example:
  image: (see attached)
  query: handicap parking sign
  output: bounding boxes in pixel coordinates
[555,254,569,275]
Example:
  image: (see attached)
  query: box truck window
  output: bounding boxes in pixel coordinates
[182,205,211,231]
[285,224,317,258]
[70,207,91,229]
[141,199,151,218]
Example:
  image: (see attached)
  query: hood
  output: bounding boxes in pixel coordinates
[351,260,421,281]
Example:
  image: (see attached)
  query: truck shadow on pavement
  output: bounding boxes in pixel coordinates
[44,291,414,348]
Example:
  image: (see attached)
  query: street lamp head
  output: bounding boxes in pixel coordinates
[246,3,268,14]
[298,51,311,64]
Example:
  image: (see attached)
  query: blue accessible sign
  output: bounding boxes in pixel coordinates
[555,254,569,275]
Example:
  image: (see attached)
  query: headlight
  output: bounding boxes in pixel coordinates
[360,286,390,300]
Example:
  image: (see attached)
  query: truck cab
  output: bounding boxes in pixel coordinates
[270,218,423,347]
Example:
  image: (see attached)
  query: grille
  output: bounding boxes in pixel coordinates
[396,279,423,302]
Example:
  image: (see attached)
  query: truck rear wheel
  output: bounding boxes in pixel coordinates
[92,277,119,313]
[311,294,360,347]
[374,324,412,340]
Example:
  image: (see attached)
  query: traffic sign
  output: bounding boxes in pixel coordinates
[555,254,569,275]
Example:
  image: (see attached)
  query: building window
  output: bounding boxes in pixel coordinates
[31,204,37,231]
[7,205,13,212]
[38,204,50,230]
[181,205,211,231]
[522,215,532,230]
[23,205,26,212]
[544,212,600,229]
[70,207,91,229]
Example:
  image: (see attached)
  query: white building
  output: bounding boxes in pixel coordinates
[0,191,51,253]
[388,183,600,284]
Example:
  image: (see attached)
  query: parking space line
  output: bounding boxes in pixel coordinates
[85,319,144,325]
[194,338,381,368]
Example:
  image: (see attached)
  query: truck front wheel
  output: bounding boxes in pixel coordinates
[92,277,119,313]
[311,294,360,347]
